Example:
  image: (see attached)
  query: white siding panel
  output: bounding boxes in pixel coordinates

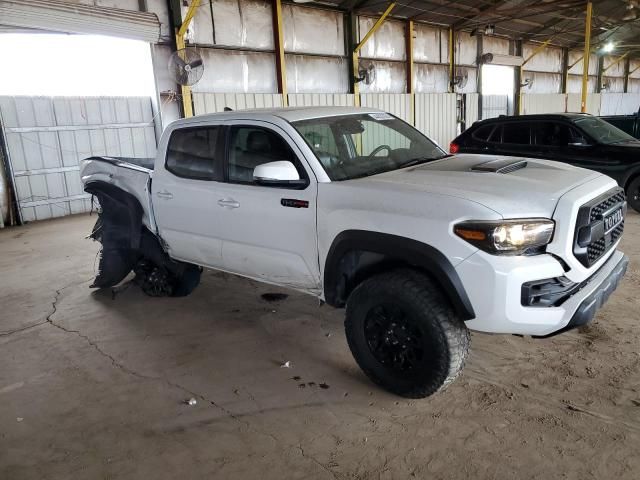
[600,93,640,115]
[192,93,283,115]
[482,95,508,119]
[465,93,479,128]
[567,93,601,115]
[287,94,355,107]
[0,96,157,222]
[414,93,457,148]
[360,94,411,122]
[521,94,567,114]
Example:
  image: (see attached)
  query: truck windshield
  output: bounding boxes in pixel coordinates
[291,113,446,181]
[573,116,637,145]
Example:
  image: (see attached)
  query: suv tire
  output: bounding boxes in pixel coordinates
[626,176,640,213]
[345,269,470,398]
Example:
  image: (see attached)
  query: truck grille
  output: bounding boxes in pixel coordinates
[574,188,626,268]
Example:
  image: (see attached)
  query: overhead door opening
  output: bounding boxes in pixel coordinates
[481,64,514,118]
[0,33,155,97]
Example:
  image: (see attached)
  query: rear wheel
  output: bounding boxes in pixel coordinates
[626,177,640,213]
[345,269,470,398]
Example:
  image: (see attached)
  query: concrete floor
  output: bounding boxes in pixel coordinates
[1,213,639,479]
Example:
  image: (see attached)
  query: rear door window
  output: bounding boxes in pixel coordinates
[166,127,220,180]
[502,123,531,145]
[533,122,574,147]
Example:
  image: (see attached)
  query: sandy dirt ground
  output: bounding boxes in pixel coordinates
[1,212,639,480]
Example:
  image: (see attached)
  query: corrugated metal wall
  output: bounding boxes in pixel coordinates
[482,95,508,119]
[521,94,567,114]
[600,93,640,115]
[414,93,457,148]
[287,94,355,107]
[566,93,601,115]
[0,96,157,222]
[192,93,283,114]
[360,94,411,122]
[465,93,479,127]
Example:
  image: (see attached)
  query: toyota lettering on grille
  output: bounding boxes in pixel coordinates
[604,206,624,234]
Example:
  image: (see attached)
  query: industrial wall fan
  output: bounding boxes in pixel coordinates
[357,63,377,85]
[168,48,204,86]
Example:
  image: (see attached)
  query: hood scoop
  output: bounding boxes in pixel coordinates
[471,158,528,174]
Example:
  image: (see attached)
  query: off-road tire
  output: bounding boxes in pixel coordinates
[345,269,470,398]
[626,177,640,213]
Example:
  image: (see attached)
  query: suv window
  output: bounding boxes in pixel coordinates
[502,123,531,145]
[472,124,495,141]
[166,127,220,180]
[533,122,578,146]
[228,126,307,184]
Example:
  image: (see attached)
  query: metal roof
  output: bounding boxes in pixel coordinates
[331,0,640,53]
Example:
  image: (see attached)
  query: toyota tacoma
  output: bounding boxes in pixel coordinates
[80,107,628,398]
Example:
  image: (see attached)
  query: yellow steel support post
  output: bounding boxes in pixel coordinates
[353,2,396,106]
[581,1,593,113]
[272,0,288,106]
[406,20,414,124]
[518,37,553,115]
[448,27,454,93]
[175,0,202,118]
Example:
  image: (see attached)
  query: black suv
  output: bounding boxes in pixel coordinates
[450,113,640,212]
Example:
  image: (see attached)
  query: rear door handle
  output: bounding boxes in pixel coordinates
[218,198,240,209]
[156,190,173,199]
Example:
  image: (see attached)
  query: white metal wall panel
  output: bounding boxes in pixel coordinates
[521,44,562,73]
[358,60,406,93]
[358,17,405,61]
[566,93,601,115]
[286,55,348,94]
[209,0,274,50]
[283,5,344,56]
[521,72,562,94]
[360,94,411,122]
[192,93,283,115]
[600,93,640,115]
[415,64,449,93]
[0,96,157,222]
[465,93,479,128]
[192,49,277,93]
[287,94,355,107]
[521,94,567,114]
[0,0,161,42]
[414,24,447,64]
[414,93,457,148]
[482,95,508,119]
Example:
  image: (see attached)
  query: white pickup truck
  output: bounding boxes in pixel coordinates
[80,106,628,398]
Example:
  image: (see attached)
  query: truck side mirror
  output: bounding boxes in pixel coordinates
[253,161,307,188]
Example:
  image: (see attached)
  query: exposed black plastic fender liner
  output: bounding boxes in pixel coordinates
[84,181,200,296]
[323,230,476,320]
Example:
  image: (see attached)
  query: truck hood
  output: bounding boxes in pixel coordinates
[360,153,602,218]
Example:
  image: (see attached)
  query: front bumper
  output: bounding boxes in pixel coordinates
[456,249,628,336]
[534,253,628,337]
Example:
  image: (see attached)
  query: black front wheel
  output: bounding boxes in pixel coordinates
[345,269,470,398]
[627,177,640,213]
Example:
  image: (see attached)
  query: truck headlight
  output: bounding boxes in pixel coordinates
[454,219,555,255]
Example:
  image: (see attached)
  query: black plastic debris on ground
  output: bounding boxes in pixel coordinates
[261,293,289,302]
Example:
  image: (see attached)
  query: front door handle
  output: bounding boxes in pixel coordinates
[156,190,173,199]
[218,198,240,209]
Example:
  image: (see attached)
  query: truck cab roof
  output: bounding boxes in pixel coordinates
[169,106,384,127]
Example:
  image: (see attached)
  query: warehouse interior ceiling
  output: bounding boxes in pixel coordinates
[0,33,155,96]
[336,0,640,52]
